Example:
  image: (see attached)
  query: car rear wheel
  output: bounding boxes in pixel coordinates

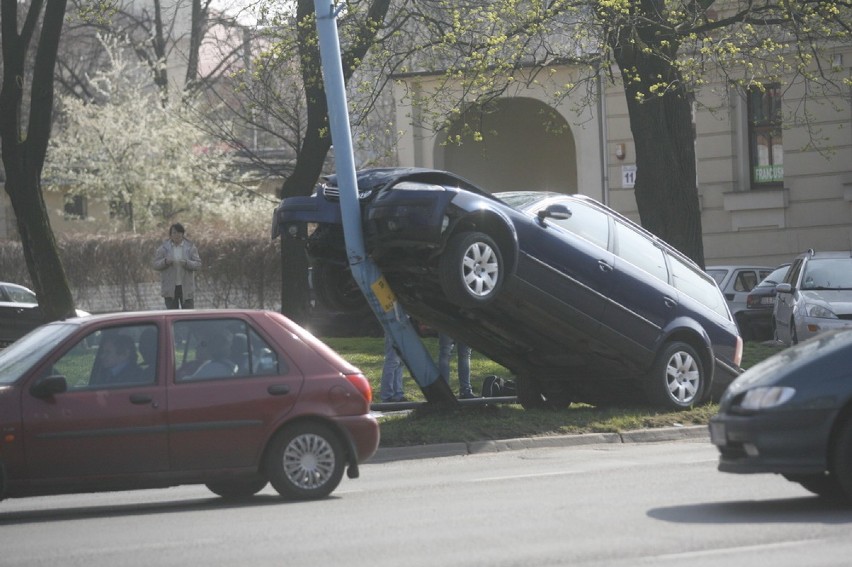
[265,423,345,500]
[830,417,852,504]
[439,231,504,308]
[205,478,268,500]
[782,473,845,499]
[517,375,546,410]
[645,341,705,410]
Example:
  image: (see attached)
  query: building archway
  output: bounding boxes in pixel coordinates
[435,97,577,194]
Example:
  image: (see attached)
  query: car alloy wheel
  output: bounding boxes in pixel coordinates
[265,423,345,500]
[645,341,705,410]
[439,231,504,308]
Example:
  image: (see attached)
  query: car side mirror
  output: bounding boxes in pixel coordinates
[775,283,793,294]
[30,375,68,399]
[538,204,572,222]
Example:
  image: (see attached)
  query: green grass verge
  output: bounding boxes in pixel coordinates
[323,337,785,447]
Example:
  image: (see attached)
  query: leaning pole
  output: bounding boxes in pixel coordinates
[311,0,455,402]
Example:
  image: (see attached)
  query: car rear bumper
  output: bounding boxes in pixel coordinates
[709,408,835,475]
[334,414,381,464]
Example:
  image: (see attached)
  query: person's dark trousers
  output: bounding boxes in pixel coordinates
[164,285,194,309]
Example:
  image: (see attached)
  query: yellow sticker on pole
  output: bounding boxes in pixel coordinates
[371,275,397,312]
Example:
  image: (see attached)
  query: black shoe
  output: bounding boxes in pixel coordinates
[459,392,478,399]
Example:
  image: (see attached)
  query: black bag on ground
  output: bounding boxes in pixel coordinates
[481,375,517,397]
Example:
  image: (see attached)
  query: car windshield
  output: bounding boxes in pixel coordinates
[756,266,789,288]
[0,323,78,384]
[495,191,548,210]
[801,258,852,290]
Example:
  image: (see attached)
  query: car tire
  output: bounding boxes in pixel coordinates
[645,341,705,410]
[265,422,345,500]
[782,473,845,499]
[314,262,367,312]
[830,418,852,504]
[439,231,504,308]
[516,375,547,409]
[205,478,268,500]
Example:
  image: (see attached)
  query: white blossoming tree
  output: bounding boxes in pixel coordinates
[45,35,272,234]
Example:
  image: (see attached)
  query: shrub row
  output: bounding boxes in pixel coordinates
[0,232,283,312]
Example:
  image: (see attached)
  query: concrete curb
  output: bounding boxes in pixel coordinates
[369,425,709,463]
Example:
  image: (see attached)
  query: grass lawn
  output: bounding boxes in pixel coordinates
[322,336,786,447]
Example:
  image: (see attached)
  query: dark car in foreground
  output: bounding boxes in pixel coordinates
[710,329,852,503]
[0,282,90,347]
[0,309,379,502]
[273,168,742,410]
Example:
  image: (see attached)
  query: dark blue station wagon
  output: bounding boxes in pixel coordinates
[274,168,743,410]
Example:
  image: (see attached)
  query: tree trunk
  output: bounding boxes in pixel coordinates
[0,0,76,320]
[611,30,705,268]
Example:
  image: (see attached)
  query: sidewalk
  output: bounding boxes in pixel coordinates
[370,424,710,463]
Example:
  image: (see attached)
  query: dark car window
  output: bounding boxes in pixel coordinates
[614,221,668,283]
[544,199,610,250]
[4,285,36,304]
[53,324,158,388]
[669,255,729,318]
[174,318,282,382]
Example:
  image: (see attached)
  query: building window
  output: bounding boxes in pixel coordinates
[64,195,87,220]
[747,84,783,187]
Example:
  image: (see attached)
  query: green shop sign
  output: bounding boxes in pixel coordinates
[753,165,784,183]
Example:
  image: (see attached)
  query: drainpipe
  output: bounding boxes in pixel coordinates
[597,62,610,207]
[312,0,454,402]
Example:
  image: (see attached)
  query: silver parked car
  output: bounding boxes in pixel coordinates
[706,265,773,340]
[773,250,852,346]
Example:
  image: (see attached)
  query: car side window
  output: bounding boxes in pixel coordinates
[733,270,758,292]
[544,200,610,250]
[174,319,283,382]
[51,324,158,389]
[6,286,36,303]
[668,255,729,318]
[614,221,668,283]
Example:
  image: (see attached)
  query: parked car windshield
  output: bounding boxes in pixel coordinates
[0,323,78,384]
[801,258,852,290]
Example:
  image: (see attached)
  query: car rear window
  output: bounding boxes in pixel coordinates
[669,255,730,319]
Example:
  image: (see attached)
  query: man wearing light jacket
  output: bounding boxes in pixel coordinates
[152,223,202,309]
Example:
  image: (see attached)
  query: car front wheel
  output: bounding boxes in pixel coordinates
[265,423,345,500]
[439,231,504,308]
[645,341,705,410]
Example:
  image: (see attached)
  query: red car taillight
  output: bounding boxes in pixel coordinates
[345,373,372,403]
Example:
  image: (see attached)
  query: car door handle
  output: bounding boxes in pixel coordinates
[129,394,153,405]
[598,260,613,273]
[268,384,290,396]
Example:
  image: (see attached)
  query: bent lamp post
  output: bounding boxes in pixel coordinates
[312,0,455,402]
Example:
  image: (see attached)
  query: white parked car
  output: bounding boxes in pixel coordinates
[705,265,773,339]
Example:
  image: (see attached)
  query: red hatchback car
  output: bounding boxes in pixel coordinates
[0,309,379,502]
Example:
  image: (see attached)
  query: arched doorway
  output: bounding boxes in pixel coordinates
[436,97,577,194]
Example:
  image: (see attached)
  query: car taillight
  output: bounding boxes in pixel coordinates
[746,294,759,308]
[345,373,372,403]
[734,336,743,367]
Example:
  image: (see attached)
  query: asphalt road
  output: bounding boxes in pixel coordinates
[1,437,851,567]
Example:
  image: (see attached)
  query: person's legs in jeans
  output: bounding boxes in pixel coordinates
[457,342,473,397]
[380,334,404,401]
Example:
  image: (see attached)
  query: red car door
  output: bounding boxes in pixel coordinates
[166,317,304,471]
[21,323,169,480]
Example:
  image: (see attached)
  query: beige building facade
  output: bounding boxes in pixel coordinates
[393,52,852,268]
